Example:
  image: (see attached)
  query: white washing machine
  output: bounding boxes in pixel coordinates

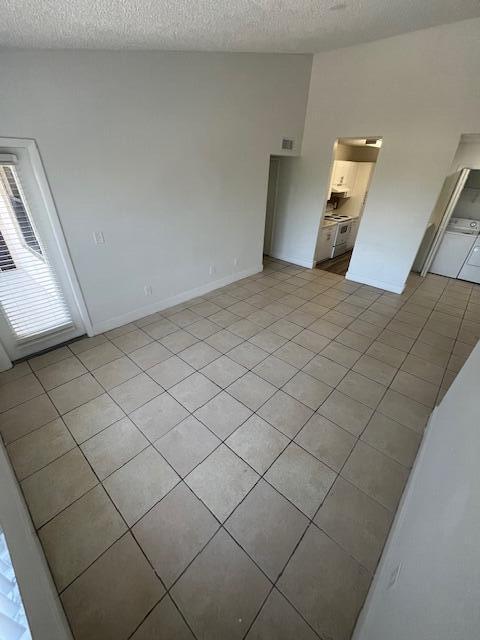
[429,218,479,278]
[458,236,480,283]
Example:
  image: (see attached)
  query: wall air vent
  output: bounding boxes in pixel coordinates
[281,138,294,151]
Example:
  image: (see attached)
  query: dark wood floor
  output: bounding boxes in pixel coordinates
[316,250,352,276]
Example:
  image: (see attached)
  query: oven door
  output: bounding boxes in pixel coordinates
[332,222,351,257]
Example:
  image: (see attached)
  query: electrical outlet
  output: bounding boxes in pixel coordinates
[233,257,239,267]
[93,231,105,245]
[144,284,152,296]
[209,264,216,276]
[387,562,402,590]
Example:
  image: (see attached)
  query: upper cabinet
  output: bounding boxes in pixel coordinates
[330,160,358,193]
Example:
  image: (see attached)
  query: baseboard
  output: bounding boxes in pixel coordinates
[345,269,405,294]
[268,251,315,269]
[92,264,263,334]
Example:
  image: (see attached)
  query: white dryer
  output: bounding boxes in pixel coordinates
[458,236,480,283]
[429,218,479,278]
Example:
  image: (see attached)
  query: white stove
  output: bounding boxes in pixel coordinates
[324,214,354,257]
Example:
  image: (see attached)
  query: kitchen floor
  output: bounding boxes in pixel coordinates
[0,257,478,640]
[316,250,353,276]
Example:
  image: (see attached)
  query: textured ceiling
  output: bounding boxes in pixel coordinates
[1,0,480,52]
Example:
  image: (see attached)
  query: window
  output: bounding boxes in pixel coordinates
[0,166,42,256]
[0,528,32,640]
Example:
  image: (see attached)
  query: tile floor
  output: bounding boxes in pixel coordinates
[1,257,479,640]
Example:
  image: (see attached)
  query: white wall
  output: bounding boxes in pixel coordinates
[0,51,311,332]
[354,340,480,640]
[273,18,480,289]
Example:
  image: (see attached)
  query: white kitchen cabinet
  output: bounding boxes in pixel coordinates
[316,224,336,262]
[331,161,357,191]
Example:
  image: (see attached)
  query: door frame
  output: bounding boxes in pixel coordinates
[420,168,471,277]
[0,137,93,365]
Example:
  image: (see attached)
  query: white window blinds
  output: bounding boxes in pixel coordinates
[0,162,73,342]
[0,529,31,640]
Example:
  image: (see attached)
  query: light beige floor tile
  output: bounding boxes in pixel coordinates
[147,356,194,389]
[200,355,247,388]
[29,346,72,371]
[130,394,189,442]
[130,596,195,640]
[105,323,138,339]
[248,329,287,354]
[365,340,407,368]
[335,329,373,352]
[303,354,348,387]
[269,319,303,339]
[321,341,362,368]
[226,415,288,473]
[133,482,218,587]
[35,356,87,391]
[109,373,162,413]
[226,480,308,581]
[111,328,152,354]
[227,342,269,368]
[265,443,336,518]
[309,318,344,339]
[39,485,127,591]
[318,389,373,437]
[246,588,317,640]
[417,328,455,351]
[401,353,445,385]
[0,373,44,412]
[390,370,438,408]
[0,361,31,387]
[143,318,178,339]
[194,392,252,439]
[282,371,333,411]
[278,526,370,640]
[7,418,75,480]
[155,415,220,477]
[63,394,124,443]
[81,416,148,479]
[258,390,313,438]
[69,335,109,355]
[253,355,298,387]
[160,329,199,355]
[295,414,355,472]
[128,341,172,369]
[337,370,386,409]
[21,448,98,527]
[172,529,270,640]
[0,394,58,444]
[61,533,164,640]
[179,342,221,369]
[104,446,179,526]
[378,389,431,434]
[410,340,451,367]
[274,342,316,368]
[185,445,259,522]
[377,328,415,352]
[92,356,141,390]
[342,441,409,511]
[48,373,104,414]
[77,342,123,371]
[170,372,221,412]
[210,309,242,328]
[292,329,331,353]
[228,318,262,340]
[227,372,276,411]
[204,329,243,353]
[352,354,397,386]
[315,476,392,572]
[362,411,421,467]
[168,308,202,328]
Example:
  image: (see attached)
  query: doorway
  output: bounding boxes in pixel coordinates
[263,156,280,257]
[0,139,90,362]
[315,137,382,275]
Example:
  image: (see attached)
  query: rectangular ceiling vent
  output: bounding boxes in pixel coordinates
[281,138,294,151]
